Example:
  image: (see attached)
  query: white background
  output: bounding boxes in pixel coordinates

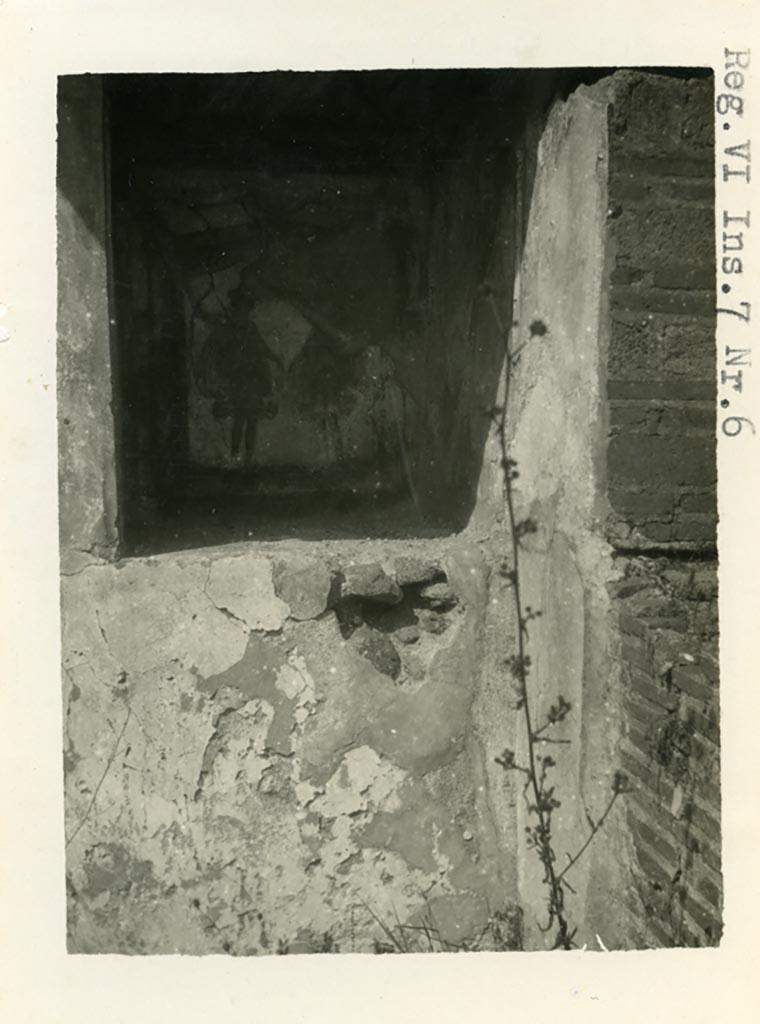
[1,2,758,1021]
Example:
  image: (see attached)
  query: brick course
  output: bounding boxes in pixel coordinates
[613,557,721,947]
[606,73,717,552]
[604,73,720,948]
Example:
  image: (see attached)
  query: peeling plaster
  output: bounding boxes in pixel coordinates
[63,538,510,953]
[206,556,289,632]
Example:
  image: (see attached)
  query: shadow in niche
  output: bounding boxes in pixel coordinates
[94,69,552,555]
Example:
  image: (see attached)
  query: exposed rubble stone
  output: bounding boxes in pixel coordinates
[340,562,403,605]
[420,581,458,609]
[396,625,421,645]
[392,555,442,587]
[273,559,332,621]
[418,609,449,634]
[349,624,401,680]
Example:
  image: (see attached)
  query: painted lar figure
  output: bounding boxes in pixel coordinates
[197,286,284,466]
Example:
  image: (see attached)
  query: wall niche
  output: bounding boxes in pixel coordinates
[107,71,520,553]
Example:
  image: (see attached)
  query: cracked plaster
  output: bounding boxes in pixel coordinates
[62,542,509,953]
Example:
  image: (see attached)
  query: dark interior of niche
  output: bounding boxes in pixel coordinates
[105,69,541,555]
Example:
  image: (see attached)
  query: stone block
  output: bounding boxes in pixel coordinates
[392,556,442,587]
[273,559,332,621]
[341,563,403,605]
[350,625,401,680]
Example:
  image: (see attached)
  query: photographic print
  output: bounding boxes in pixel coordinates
[57,66,721,955]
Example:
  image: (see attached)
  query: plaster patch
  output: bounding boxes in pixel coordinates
[199,700,273,801]
[276,663,308,701]
[295,780,319,807]
[206,556,288,631]
[312,747,406,820]
[69,561,249,677]
[197,635,297,754]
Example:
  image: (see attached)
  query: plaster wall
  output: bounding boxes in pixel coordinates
[63,539,518,953]
[57,77,118,559]
[507,81,627,948]
[59,74,522,954]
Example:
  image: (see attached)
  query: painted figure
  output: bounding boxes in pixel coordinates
[197,287,284,466]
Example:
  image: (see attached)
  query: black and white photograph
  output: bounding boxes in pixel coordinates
[57,66,721,954]
[1,2,759,1021]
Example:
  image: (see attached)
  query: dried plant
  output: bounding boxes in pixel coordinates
[488,304,628,949]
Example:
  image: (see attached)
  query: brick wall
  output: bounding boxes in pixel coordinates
[606,72,716,552]
[604,73,721,947]
[611,559,721,946]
